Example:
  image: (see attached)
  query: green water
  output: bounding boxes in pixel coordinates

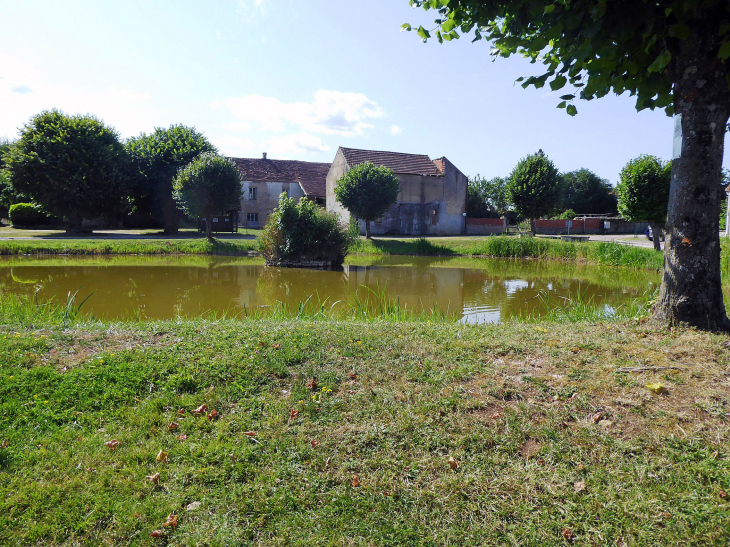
[0,255,659,323]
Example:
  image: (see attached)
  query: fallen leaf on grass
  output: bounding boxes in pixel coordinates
[720,490,727,499]
[244,431,257,437]
[306,379,318,391]
[150,529,165,538]
[177,434,187,442]
[177,408,185,416]
[592,412,605,424]
[272,343,281,349]
[206,409,220,420]
[562,527,574,541]
[145,472,160,485]
[646,383,667,394]
[289,409,300,419]
[348,373,358,380]
[447,456,459,470]
[156,450,169,463]
[167,422,179,431]
[105,439,120,450]
[352,475,360,487]
[574,481,586,493]
[310,439,320,447]
[163,514,178,528]
[0,439,7,449]
[191,404,207,415]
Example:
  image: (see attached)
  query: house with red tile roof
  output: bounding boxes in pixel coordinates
[326,147,468,235]
[229,154,330,227]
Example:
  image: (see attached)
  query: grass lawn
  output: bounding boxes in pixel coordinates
[1,309,729,545]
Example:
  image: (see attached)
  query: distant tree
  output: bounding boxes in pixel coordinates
[405,0,730,330]
[334,162,400,239]
[468,175,510,217]
[126,125,216,234]
[0,139,26,219]
[4,110,130,232]
[172,153,242,242]
[561,169,617,215]
[616,156,671,251]
[506,150,561,234]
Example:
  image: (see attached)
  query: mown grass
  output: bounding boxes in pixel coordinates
[1,300,729,546]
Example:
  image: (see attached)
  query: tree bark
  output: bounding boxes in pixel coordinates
[205,217,213,243]
[66,213,84,234]
[648,222,662,252]
[365,220,371,239]
[162,194,179,235]
[530,218,536,236]
[654,22,730,331]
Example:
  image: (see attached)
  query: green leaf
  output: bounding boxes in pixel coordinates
[550,76,567,91]
[668,24,690,40]
[401,23,412,32]
[544,4,556,14]
[719,41,730,60]
[441,19,456,32]
[559,94,575,100]
[417,26,430,40]
[566,105,577,116]
[720,23,730,36]
[557,101,567,109]
[647,50,671,73]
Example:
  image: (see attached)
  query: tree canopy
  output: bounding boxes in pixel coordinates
[4,110,130,232]
[616,155,671,250]
[334,162,400,239]
[407,0,730,330]
[468,175,510,218]
[506,150,561,233]
[126,125,216,233]
[172,153,242,241]
[561,169,617,215]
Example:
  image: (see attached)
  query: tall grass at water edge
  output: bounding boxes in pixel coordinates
[0,239,257,256]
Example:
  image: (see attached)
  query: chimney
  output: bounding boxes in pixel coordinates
[262,152,267,160]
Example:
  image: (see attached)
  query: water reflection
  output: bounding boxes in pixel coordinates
[0,256,659,323]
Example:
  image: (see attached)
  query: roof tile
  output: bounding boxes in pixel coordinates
[227,157,330,198]
[340,147,443,177]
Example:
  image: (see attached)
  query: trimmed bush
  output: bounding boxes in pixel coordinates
[9,202,52,226]
[259,195,351,267]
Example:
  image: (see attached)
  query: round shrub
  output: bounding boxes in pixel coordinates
[9,202,52,226]
[259,195,352,267]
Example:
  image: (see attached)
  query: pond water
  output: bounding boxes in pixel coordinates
[0,256,659,323]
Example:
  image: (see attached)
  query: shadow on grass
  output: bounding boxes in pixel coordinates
[367,237,455,256]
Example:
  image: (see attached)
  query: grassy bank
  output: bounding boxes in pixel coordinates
[0,235,665,270]
[1,307,729,546]
[0,238,257,256]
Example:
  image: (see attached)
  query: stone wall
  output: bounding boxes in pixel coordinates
[239,181,305,228]
[535,218,649,235]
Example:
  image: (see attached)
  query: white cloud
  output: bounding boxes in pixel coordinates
[221,89,383,137]
[390,125,402,135]
[221,121,252,133]
[216,134,257,156]
[268,133,330,155]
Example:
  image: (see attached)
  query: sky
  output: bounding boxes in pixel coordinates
[1,0,727,185]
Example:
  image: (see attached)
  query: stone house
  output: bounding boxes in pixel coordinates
[229,154,330,228]
[326,147,468,235]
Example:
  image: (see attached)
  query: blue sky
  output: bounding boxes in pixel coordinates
[1,0,727,184]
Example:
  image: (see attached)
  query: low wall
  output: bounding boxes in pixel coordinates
[466,217,506,235]
[535,218,649,235]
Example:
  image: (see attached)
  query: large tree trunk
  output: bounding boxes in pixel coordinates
[66,213,84,234]
[654,22,730,331]
[365,220,371,239]
[205,218,213,243]
[162,194,179,235]
[648,222,662,252]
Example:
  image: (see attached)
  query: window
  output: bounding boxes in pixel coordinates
[249,187,257,200]
[246,212,259,223]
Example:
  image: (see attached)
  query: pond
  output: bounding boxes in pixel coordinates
[0,256,659,323]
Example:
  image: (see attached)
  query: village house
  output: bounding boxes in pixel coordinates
[229,154,330,228]
[326,147,468,236]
